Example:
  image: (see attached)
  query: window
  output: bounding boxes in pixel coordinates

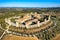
[22,22,26,25]
[31,22,37,25]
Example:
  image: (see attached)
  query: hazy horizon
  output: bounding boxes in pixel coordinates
[0,0,60,7]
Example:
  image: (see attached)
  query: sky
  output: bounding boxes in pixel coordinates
[0,0,60,7]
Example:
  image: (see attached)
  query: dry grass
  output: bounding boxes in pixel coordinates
[2,34,38,40]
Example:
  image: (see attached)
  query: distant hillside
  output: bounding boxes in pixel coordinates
[0,7,60,14]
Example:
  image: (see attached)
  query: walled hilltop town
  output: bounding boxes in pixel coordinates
[0,12,54,40]
[5,12,51,29]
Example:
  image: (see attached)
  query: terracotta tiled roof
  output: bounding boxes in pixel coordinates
[16,14,31,23]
